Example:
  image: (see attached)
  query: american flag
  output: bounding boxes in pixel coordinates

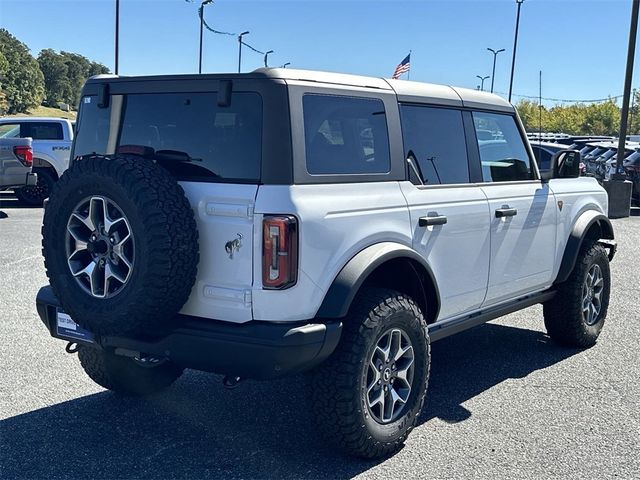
[392,53,411,79]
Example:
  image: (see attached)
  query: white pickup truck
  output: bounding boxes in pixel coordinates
[0,117,73,205]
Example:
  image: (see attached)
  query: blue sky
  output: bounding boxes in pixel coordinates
[1,0,637,106]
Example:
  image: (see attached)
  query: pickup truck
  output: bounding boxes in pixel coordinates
[0,137,36,191]
[0,117,73,205]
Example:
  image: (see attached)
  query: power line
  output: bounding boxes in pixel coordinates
[497,91,625,103]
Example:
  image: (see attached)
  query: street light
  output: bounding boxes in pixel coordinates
[508,0,525,102]
[237,31,249,73]
[264,50,274,68]
[476,75,490,91]
[198,0,214,74]
[115,0,120,74]
[282,62,291,68]
[487,47,505,93]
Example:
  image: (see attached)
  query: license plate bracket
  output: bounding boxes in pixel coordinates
[56,310,95,343]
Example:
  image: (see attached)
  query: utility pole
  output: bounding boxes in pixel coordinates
[237,31,249,73]
[606,0,638,219]
[264,50,274,68]
[198,0,213,74]
[508,0,525,102]
[476,75,490,91]
[539,70,542,140]
[487,47,505,93]
[115,0,120,75]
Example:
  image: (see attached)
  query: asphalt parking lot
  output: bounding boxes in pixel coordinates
[1,192,639,480]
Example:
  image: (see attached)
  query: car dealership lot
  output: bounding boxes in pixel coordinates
[1,193,638,480]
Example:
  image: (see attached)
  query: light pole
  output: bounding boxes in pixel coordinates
[115,0,120,74]
[264,50,274,68]
[282,62,291,68]
[198,0,213,74]
[476,75,490,91]
[237,31,249,73]
[487,47,505,93]
[508,0,525,102]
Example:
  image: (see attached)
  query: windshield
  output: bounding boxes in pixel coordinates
[73,91,263,182]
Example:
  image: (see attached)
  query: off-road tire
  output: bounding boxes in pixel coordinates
[309,288,430,459]
[77,345,184,396]
[14,167,56,206]
[544,241,610,348]
[42,155,199,336]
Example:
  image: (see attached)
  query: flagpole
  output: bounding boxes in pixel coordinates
[407,50,412,80]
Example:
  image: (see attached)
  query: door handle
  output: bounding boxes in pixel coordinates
[419,215,448,227]
[495,207,518,218]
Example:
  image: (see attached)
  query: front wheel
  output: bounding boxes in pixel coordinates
[543,241,611,348]
[309,288,430,458]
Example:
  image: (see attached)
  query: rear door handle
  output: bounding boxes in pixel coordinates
[495,207,518,218]
[419,215,448,227]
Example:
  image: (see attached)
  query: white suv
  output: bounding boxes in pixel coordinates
[36,69,616,458]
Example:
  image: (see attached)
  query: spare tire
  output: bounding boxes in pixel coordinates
[42,155,199,336]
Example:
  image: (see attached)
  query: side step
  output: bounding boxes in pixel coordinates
[428,290,556,342]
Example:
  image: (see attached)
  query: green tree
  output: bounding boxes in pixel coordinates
[37,49,110,108]
[0,29,44,114]
[38,49,71,106]
[581,99,620,136]
[515,100,545,132]
[0,50,8,113]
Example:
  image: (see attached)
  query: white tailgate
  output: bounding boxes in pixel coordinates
[178,182,258,322]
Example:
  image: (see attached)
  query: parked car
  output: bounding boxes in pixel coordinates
[0,137,36,191]
[0,117,74,205]
[36,69,616,459]
[623,150,640,204]
[530,141,568,170]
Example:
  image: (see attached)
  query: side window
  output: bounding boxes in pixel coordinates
[303,94,390,175]
[472,111,534,182]
[0,123,21,138]
[531,146,552,170]
[400,105,469,184]
[23,122,64,140]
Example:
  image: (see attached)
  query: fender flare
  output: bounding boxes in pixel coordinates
[316,242,440,319]
[555,211,614,284]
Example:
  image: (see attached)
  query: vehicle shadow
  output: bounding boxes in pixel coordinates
[0,192,38,212]
[1,322,580,479]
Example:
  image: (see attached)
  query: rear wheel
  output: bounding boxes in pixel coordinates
[544,241,611,347]
[14,168,55,206]
[78,345,184,396]
[309,288,430,458]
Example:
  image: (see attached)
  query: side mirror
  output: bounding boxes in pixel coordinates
[542,150,581,181]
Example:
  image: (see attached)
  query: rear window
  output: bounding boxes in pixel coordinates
[73,92,263,182]
[24,122,64,140]
[303,94,390,175]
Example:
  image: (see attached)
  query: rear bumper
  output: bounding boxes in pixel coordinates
[36,286,342,380]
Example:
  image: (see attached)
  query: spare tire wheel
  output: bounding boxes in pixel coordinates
[42,155,199,336]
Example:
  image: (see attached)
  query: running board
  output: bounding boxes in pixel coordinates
[428,290,556,342]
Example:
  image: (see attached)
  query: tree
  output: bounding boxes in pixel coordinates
[581,100,620,136]
[38,49,71,106]
[38,49,110,108]
[0,50,8,113]
[0,29,44,114]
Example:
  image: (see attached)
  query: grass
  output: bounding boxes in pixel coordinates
[12,105,76,120]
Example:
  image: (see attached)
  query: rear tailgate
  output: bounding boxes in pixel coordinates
[0,137,32,189]
[177,182,258,323]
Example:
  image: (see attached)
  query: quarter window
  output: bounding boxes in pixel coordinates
[303,94,390,175]
[400,105,470,184]
[473,111,534,182]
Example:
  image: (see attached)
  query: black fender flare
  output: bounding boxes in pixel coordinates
[316,242,440,319]
[555,210,614,284]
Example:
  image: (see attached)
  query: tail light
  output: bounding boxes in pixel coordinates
[262,215,298,289]
[13,145,33,167]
